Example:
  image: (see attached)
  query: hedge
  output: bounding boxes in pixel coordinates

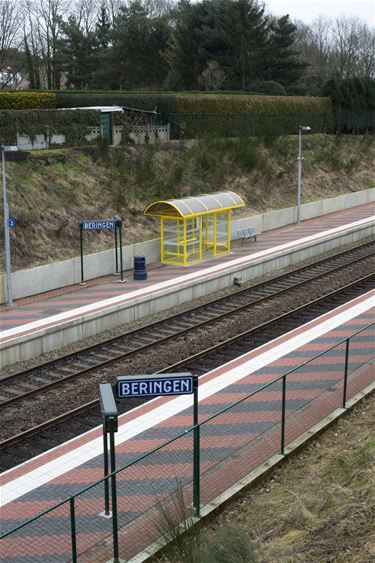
[0,92,56,110]
[0,109,100,146]
[169,94,333,138]
[56,92,333,138]
[1,91,334,143]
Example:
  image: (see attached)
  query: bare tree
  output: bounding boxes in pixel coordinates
[25,0,72,89]
[356,22,375,78]
[330,16,361,77]
[0,0,26,88]
[295,14,374,92]
[73,0,98,33]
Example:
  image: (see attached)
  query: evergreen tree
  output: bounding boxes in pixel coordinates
[91,4,113,88]
[59,16,97,89]
[167,0,269,90]
[111,0,170,89]
[96,3,111,48]
[24,37,37,89]
[210,0,269,89]
[265,15,307,90]
[165,0,214,90]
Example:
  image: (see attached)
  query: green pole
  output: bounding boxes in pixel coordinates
[80,223,84,284]
[103,425,110,516]
[109,420,119,563]
[193,376,200,518]
[114,225,118,274]
[280,375,286,455]
[343,339,350,408]
[70,497,77,563]
[118,221,124,283]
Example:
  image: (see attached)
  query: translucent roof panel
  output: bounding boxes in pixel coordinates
[144,191,245,217]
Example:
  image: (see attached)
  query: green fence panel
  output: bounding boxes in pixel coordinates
[346,324,375,401]
[117,429,194,561]
[283,342,347,448]
[72,479,114,559]
[198,378,283,506]
[1,501,71,562]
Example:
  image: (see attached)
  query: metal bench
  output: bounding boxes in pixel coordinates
[236,226,258,244]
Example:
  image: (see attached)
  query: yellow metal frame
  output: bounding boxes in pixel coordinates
[146,194,244,266]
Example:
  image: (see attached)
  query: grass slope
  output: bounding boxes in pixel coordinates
[153,393,375,563]
[2,134,374,271]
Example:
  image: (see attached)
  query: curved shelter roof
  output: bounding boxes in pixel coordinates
[144,191,245,218]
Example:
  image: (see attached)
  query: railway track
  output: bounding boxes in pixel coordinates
[1,267,374,470]
[1,241,374,410]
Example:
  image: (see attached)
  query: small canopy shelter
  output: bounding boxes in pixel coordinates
[144,191,245,265]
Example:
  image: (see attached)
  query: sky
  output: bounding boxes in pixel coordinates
[264,0,375,26]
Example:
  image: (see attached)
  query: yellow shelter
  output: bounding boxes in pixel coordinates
[144,191,245,265]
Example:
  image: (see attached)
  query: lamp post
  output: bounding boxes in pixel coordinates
[1,145,18,306]
[296,125,310,224]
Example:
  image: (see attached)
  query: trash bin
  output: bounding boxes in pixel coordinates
[134,255,147,280]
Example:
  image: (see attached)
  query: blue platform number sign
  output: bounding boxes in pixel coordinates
[81,220,116,230]
[8,217,16,228]
[117,373,194,398]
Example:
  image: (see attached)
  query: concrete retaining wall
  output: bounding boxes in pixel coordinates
[1,220,373,367]
[1,188,374,304]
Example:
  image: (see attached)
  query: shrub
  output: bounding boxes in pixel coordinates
[323,77,375,133]
[200,525,257,563]
[248,80,287,96]
[0,91,56,110]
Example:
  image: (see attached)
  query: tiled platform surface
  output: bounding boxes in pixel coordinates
[1,202,374,335]
[1,290,374,562]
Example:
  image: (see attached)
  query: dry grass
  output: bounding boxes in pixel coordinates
[199,393,375,563]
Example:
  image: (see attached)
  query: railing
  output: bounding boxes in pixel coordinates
[1,321,374,562]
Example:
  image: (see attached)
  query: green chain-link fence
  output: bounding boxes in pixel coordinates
[1,321,373,562]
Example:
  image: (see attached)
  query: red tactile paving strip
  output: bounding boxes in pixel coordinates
[1,295,374,562]
[1,202,373,333]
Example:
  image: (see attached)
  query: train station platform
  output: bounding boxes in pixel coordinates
[1,290,374,562]
[0,202,374,367]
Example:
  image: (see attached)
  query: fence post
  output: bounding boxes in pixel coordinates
[103,426,110,516]
[193,376,200,518]
[70,497,77,563]
[118,221,124,283]
[114,226,118,274]
[109,424,119,563]
[343,338,350,408]
[79,223,84,284]
[280,375,286,455]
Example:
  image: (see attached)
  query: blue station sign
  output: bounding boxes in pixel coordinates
[117,373,194,398]
[81,220,117,230]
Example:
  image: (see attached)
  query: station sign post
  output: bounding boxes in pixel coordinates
[98,382,120,563]
[80,218,124,284]
[1,145,18,306]
[117,373,201,517]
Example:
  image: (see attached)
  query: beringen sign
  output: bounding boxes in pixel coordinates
[81,220,117,230]
[117,373,194,398]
